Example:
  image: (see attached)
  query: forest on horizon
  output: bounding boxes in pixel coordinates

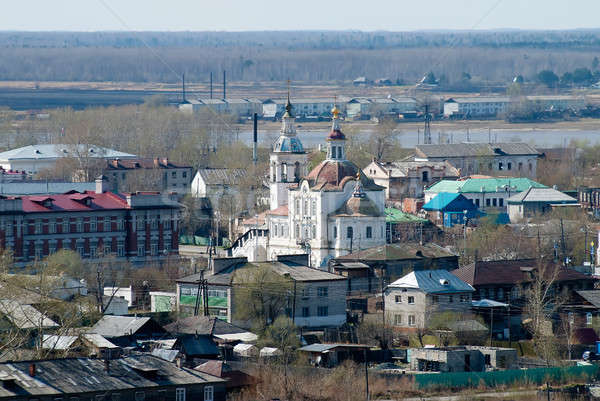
[2,30,600,84]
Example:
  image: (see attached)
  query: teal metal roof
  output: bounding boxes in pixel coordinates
[426,178,546,194]
[422,193,477,211]
[385,208,428,223]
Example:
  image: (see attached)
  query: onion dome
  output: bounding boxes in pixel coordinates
[272,91,304,153]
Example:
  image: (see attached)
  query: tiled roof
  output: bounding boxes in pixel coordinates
[416,143,540,159]
[20,191,128,213]
[452,259,593,286]
[388,269,474,294]
[507,187,578,204]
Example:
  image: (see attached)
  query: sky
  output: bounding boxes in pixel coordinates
[1,0,599,32]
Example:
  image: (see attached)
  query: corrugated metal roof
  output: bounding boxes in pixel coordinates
[0,300,59,329]
[196,168,247,186]
[88,316,152,338]
[0,144,136,161]
[507,187,578,204]
[427,178,546,194]
[422,193,477,211]
[416,143,540,158]
[388,269,474,294]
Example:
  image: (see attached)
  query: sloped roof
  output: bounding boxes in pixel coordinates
[0,354,224,398]
[331,193,382,217]
[165,316,249,336]
[452,259,593,286]
[374,160,459,178]
[388,269,474,294]
[415,143,540,159]
[507,187,578,204]
[0,144,136,161]
[88,316,153,338]
[266,204,289,216]
[422,193,477,211]
[0,181,95,196]
[105,158,190,170]
[427,178,547,194]
[253,262,346,282]
[576,290,600,308]
[305,161,384,192]
[41,335,78,351]
[179,336,220,357]
[196,168,247,186]
[21,191,128,213]
[0,300,59,329]
[335,242,456,262]
[81,333,119,349]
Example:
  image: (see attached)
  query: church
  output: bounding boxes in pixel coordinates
[231,96,387,269]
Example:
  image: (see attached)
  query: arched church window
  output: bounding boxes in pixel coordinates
[295,224,300,238]
[311,199,316,216]
[347,226,353,239]
[294,162,300,181]
[312,224,316,239]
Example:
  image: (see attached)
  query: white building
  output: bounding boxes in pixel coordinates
[0,144,137,176]
[443,97,510,118]
[230,100,387,268]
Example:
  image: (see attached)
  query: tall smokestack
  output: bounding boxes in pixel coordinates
[223,70,226,100]
[253,113,258,165]
[210,72,213,99]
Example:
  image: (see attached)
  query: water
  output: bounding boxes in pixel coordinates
[237,128,600,149]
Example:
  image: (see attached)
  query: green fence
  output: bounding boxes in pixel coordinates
[414,365,600,390]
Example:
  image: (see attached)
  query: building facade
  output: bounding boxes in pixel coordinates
[364,160,460,200]
[0,178,181,266]
[103,158,193,194]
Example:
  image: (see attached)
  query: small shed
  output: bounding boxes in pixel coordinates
[298,343,370,368]
[233,343,258,358]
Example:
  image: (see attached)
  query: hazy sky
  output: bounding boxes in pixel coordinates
[2,0,599,32]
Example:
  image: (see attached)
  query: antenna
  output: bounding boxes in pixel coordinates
[423,104,432,144]
[182,73,186,103]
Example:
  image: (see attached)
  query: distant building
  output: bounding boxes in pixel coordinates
[0,144,136,176]
[179,98,262,119]
[191,168,256,213]
[384,269,474,330]
[414,142,541,178]
[103,157,193,194]
[443,97,510,118]
[525,95,586,112]
[346,97,416,120]
[422,193,478,227]
[424,177,547,212]
[88,315,168,347]
[364,160,460,200]
[506,187,578,221]
[0,179,181,267]
[176,256,347,329]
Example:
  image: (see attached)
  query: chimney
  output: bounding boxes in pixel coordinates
[28,363,36,377]
[253,113,258,165]
[95,175,108,194]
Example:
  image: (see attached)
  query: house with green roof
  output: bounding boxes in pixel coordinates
[424,177,546,212]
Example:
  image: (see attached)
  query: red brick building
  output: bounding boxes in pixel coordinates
[0,179,182,266]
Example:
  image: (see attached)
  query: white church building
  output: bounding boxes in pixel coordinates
[230,97,387,268]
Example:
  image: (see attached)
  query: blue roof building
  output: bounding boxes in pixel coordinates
[422,193,478,227]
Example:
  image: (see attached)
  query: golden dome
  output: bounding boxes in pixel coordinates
[331,104,340,118]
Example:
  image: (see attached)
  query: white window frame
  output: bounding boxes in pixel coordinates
[176,388,186,401]
[204,386,213,401]
[408,315,416,326]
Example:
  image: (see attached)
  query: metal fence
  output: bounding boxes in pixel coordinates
[413,365,600,390]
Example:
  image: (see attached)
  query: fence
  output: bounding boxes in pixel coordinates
[413,364,600,390]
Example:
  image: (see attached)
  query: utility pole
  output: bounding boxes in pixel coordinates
[364,348,370,401]
[194,270,209,317]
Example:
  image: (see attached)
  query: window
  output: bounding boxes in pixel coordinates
[137,244,145,257]
[422,171,429,182]
[104,244,112,256]
[164,218,171,230]
[301,287,311,298]
[303,199,308,215]
[475,199,480,207]
[295,224,300,238]
[172,171,177,178]
[507,162,512,170]
[317,287,328,297]
[77,245,84,256]
[117,218,124,231]
[76,219,83,233]
[333,226,337,239]
[151,242,158,256]
[407,296,415,304]
[302,307,310,317]
[460,295,469,303]
[49,220,56,234]
[394,314,402,325]
[35,220,42,234]
[346,226,353,239]
[176,388,186,401]
[311,224,316,239]
[498,162,503,170]
[295,198,300,213]
[492,198,497,207]
[395,295,402,303]
[486,198,491,207]
[448,295,453,303]
[408,315,416,326]
[499,198,504,207]
[151,218,158,230]
[311,199,316,216]
[90,218,97,232]
[587,313,593,326]
[182,171,187,178]
[317,306,328,316]
[90,247,97,258]
[204,386,214,401]
[117,243,125,257]
[136,217,144,230]
[528,163,532,172]
[366,226,372,239]
[431,295,439,304]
